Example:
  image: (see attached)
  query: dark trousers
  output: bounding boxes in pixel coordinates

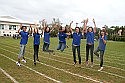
[34,45,39,63]
[94,47,104,67]
[43,42,49,52]
[72,45,81,64]
[86,44,94,62]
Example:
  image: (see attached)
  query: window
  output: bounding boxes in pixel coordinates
[0,24,4,30]
[9,25,16,30]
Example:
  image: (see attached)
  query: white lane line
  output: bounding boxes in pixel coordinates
[0,67,19,83]
[0,54,61,83]
[0,47,100,83]
[1,44,125,79]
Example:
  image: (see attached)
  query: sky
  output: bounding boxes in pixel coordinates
[0,0,125,28]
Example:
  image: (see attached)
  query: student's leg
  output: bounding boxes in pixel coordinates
[90,44,94,63]
[72,45,77,64]
[100,50,104,67]
[18,44,23,63]
[86,44,89,64]
[60,43,66,52]
[36,45,39,61]
[94,47,100,58]
[46,44,50,52]
[22,45,26,60]
[77,46,81,64]
[43,42,46,51]
[57,43,62,50]
[34,45,37,64]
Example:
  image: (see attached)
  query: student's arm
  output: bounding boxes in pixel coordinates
[42,19,46,31]
[102,36,107,44]
[69,21,73,32]
[18,24,22,33]
[83,18,88,33]
[28,25,32,34]
[50,27,55,33]
[93,18,96,33]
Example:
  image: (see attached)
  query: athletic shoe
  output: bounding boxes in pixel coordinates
[98,67,103,71]
[16,62,21,66]
[34,62,36,66]
[90,63,94,67]
[21,59,26,63]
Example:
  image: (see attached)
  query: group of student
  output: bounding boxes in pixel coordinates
[16,18,107,71]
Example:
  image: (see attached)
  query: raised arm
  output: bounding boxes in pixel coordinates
[69,21,73,32]
[83,18,88,33]
[18,24,22,33]
[93,18,96,33]
[28,25,32,34]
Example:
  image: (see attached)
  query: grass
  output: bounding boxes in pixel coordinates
[0,37,125,83]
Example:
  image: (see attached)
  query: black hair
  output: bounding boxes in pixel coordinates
[75,27,81,34]
[21,26,27,30]
[59,26,67,33]
[87,27,93,32]
[44,27,50,33]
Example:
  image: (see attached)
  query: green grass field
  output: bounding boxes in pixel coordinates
[0,37,125,83]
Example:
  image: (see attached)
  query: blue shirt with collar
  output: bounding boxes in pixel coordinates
[72,32,82,46]
[58,32,67,44]
[20,31,29,45]
[33,33,40,45]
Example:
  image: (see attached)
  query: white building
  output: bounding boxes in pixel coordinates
[0,16,34,37]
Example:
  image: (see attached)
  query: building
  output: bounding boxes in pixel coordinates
[0,16,35,37]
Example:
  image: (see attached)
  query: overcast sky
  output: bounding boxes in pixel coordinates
[0,0,125,28]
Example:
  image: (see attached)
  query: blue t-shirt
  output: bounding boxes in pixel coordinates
[72,32,82,46]
[86,32,95,44]
[20,31,29,45]
[58,32,67,44]
[44,32,50,44]
[98,35,107,51]
[33,33,40,45]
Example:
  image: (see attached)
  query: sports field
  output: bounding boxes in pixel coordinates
[0,37,125,83]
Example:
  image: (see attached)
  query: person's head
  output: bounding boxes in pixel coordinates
[75,27,80,33]
[100,29,106,36]
[34,28,39,33]
[87,27,93,32]
[45,27,50,33]
[59,26,66,33]
[22,26,27,31]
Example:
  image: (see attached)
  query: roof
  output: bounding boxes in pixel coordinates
[0,16,35,25]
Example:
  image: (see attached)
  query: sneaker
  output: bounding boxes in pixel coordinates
[90,63,94,67]
[98,67,103,71]
[85,61,89,66]
[34,62,36,66]
[16,62,21,66]
[21,59,26,63]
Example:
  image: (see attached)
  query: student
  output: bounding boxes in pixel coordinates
[33,27,41,65]
[94,29,107,71]
[16,24,32,66]
[83,18,96,67]
[70,21,83,66]
[57,26,69,52]
[42,19,54,53]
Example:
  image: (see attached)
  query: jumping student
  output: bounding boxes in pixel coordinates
[16,24,32,66]
[94,29,107,71]
[57,26,70,52]
[69,21,83,66]
[83,18,97,67]
[42,19,54,53]
[33,27,41,65]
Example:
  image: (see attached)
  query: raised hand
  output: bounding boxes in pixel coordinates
[86,18,88,24]
[93,18,95,24]
[70,21,73,24]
